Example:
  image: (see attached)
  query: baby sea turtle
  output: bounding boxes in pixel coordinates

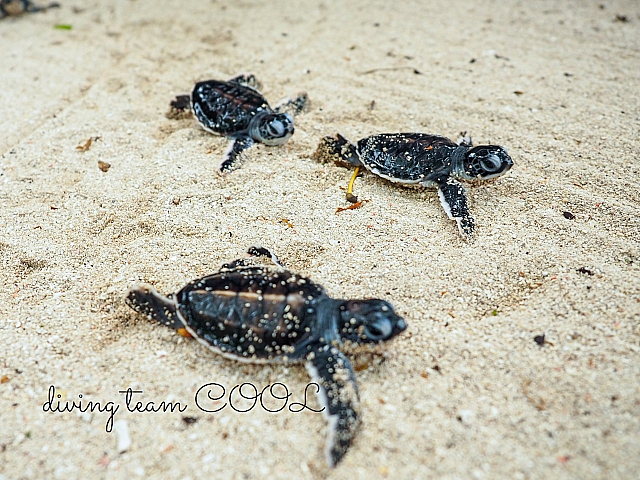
[0,0,58,18]
[315,132,513,237]
[169,74,308,172]
[125,247,406,467]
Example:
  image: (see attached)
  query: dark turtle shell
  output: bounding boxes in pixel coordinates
[1,0,59,17]
[191,80,271,136]
[175,266,331,361]
[357,133,465,184]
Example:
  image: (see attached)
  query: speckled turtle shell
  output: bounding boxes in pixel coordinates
[191,80,271,136]
[174,265,331,361]
[354,133,466,184]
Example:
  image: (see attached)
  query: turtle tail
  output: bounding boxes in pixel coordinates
[125,285,185,331]
[313,134,362,168]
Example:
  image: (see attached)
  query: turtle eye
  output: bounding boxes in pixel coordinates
[267,120,285,138]
[363,315,393,341]
[480,154,502,172]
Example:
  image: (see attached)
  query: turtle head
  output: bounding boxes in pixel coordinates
[459,145,513,180]
[337,300,407,345]
[251,112,294,145]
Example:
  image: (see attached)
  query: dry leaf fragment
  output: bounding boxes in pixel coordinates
[76,136,101,152]
[335,200,368,213]
[98,161,111,172]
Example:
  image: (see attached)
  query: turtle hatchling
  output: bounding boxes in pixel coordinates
[125,247,406,467]
[315,132,513,237]
[0,0,59,17]
[169,74,308,172]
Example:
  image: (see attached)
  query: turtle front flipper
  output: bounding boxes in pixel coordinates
[306,347,361,467]
[25,0,59,12]
[457,131,473,147]
[219,136,255,172]
[436,179,474,238]
[274,92,309,116]
[125,285,183,330]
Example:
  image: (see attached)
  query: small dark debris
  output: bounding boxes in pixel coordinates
[577,267,594,276]
[373,22,380,27]
[368,100,376,111]
[562,211,575,220]
[469,58,476,63]
[432,365,441,373]
[615,14,629,23]
[534,334,546,346]
[182,416,198,425]
[98,161,111,172]
[611,395,618,402]
[359,66,421,75]
[514,91,524,96]
[564,72,573,77]
[281,32,288,36]
[345,192,358,204]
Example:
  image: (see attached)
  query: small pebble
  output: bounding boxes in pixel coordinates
[114,420,131,453]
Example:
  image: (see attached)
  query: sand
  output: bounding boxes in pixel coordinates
[1,0,639,478]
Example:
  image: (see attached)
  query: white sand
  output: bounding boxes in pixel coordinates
[1,1,639,478]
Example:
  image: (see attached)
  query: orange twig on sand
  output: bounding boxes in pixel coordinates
[335,200,368,213]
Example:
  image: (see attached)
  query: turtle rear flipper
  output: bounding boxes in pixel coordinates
[125,285,182,330]
[166,94,192,120]
[314,134,362,168]
[436,179,474,238]
[307,347,361,468]
[228,73,262,92]
[221,246,284,270]
[219,136,255,172]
